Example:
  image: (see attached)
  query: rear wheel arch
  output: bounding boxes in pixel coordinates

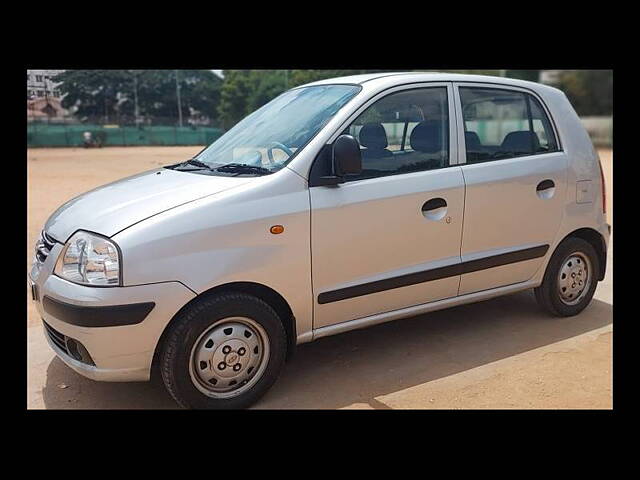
[151,281,296,382]
[562,228,607,280]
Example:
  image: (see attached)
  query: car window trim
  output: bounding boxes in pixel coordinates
[452,82,563,166]
[308,82,458,187]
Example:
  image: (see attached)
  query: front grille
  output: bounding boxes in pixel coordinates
[43,320,95,365]
[35,231,56,264]
[43,320,67,352]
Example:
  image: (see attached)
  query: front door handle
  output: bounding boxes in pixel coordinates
[537,179,555,191]
[422,197,448,221]
[422,197,447,212]
[536,179,556,199]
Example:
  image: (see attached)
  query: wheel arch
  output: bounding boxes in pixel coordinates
[562,227,607,280]
[151,281,297,382]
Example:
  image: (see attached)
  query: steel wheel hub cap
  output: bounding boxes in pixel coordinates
[558,252,591,305]
[189,317,270,399]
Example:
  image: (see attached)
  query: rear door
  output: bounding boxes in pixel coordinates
[310,84,466,329]
[453,83,567,295]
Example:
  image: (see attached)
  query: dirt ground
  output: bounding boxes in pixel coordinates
[26,146,613,409]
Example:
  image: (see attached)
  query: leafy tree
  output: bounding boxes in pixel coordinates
[53,70,132,121]
[505,70,540,82]
[555,70,612,116]
[132,70,222,121]
[53,70,222,124]
[217,70,255,129]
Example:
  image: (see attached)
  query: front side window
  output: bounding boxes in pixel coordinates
[460,87,558,163]
[192,85,361,175]
[342,87,449,181]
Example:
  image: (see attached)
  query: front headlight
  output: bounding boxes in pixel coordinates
[54,231,121,286]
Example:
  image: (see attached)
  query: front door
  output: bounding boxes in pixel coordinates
[310,85,466,329]
[454,83,567,295]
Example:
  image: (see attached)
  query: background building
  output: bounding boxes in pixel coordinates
[27,70,68,122]
[27,70,65,100]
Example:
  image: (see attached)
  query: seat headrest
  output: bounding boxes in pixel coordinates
[501,131,540,153]
[465,131,482,151]
[359,123,388,150]
[410,121,442,153]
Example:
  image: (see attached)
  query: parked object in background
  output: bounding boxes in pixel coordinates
[82,131,102,149]
[29,72,610,409]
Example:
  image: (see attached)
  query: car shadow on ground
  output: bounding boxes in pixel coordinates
[41,290,612,409]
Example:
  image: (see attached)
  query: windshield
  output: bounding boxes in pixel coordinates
[193,85,361,174]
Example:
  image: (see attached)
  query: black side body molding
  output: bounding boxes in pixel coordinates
[43,296,155,327]
[317,244,549,304]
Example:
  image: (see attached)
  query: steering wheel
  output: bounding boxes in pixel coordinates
[266,142,294,165]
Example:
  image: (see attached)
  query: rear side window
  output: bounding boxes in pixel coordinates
[460,87,558,163]
[342,87,449,182]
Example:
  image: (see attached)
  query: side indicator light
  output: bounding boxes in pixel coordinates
[270,225,285,235]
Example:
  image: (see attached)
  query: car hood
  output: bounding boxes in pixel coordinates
[45,168,253,242]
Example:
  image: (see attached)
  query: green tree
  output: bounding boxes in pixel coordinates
[217,70,255,129]
[54,70,132,121]
[555,70,612,116]
[505,70,540,82]
[132,70,222,121]
[54,69,222,123]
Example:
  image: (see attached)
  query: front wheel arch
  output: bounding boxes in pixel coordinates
[151,281,296,383]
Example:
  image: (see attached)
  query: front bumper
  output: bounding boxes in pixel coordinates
[30,244,196,382]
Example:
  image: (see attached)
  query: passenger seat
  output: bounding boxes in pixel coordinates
[501,131,541,155]
[405,121,445,169]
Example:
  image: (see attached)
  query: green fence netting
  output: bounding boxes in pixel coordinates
[27,123,224,148]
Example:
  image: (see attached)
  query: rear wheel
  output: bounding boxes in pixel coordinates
[160,292,287,409]
[534,237,600,317]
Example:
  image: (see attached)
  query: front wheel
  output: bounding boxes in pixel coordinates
[160,292,287,409]
[534,237,600,317]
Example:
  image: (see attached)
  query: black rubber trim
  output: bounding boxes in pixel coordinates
[537,179,555,191]
[422,197,447,212]
[317,244,549,304]
[42,296,155,327]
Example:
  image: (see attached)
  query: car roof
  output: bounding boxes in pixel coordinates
[299,71,560,95]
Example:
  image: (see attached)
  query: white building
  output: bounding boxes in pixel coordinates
[27,69,64,100]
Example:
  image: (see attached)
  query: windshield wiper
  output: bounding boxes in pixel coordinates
[180,158,214,169]
[166,158,214,171]
[216,163,273,175]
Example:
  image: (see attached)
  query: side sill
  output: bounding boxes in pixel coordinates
[312,280,537,341]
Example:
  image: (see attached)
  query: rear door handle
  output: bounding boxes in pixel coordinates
[422,197,447,212]
[537,179,555,191]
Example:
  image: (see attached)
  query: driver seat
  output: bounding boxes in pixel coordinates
[359,123,393,161]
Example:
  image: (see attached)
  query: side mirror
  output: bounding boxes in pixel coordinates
[333,134,362,177]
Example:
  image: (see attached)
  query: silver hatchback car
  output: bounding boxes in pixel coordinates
[30,73,610,409]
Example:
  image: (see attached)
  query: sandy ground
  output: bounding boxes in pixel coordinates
[26,146,613,409]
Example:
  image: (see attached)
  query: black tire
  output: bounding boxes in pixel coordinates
[160,291,287,409]
[534,237,600,317]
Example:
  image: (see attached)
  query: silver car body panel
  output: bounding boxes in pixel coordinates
[44,168,254,241]
[31,72,609,382]
[30,242,196,381]
[112,167,315,341]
